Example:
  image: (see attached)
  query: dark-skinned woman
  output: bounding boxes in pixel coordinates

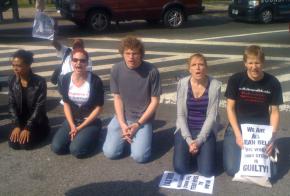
[8,49,50,149]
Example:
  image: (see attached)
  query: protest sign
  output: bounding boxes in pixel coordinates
[32,11,55,40]
[239,124,272,177]
[159,171,214,194]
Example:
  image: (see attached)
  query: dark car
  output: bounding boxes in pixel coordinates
[59,0,204,31]
[229,0,290,24]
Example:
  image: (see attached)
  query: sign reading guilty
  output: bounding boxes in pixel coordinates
[240,124,272,178]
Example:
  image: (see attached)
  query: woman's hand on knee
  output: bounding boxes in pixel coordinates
[10,127,21,142]
[19,129,30,144]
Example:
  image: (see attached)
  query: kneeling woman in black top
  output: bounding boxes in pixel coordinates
[8,49,50,149]
[51,48,104,158]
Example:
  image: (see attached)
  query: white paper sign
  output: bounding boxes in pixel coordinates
[32,11,55,40]
[239,124,272,177]
[159,171,214,194]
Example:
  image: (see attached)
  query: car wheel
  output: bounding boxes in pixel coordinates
[88,10,110,31]
[163,8,185,28]
[259,9,273,24]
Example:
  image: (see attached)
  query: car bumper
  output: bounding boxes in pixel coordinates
[228,4,260,22]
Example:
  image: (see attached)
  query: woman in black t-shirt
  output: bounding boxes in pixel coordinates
[223,45,283,176]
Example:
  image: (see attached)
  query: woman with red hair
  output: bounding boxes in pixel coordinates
[51,49,104,158]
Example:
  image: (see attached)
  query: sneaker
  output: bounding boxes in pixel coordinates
[57,10,61,13]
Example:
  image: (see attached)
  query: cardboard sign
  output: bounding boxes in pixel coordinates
[239,124,272,177]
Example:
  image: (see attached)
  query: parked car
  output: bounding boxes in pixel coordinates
[228,0,290,24]
[58,0,204,31]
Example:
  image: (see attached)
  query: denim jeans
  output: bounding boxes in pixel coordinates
[102,116,152,163]
[51,119,101,158]
[173,130,216,177]
[223,125,242,176]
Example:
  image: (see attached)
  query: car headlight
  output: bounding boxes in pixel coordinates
[248,0,260,7]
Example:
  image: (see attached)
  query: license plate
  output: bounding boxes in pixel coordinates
[232,9,239,15]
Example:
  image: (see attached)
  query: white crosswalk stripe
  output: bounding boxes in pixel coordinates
[0,44,290,112]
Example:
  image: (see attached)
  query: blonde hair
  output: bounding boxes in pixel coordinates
[187,53,207,69]
[243,45,265,63]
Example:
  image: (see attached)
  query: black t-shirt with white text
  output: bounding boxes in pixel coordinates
[225,71,283,125]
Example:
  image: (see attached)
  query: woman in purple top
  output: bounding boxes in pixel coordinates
[173,53,222,177]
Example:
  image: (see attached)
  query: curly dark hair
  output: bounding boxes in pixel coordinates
[12,49,34,66]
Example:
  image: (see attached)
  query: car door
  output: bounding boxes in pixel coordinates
[117,0,147,20]
[276,0,290,16]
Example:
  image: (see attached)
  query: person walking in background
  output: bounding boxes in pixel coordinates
[173,53,221,177]
[223,45,283,176]
[102,36,162,163]
[54,0,61,13]
[8,49,50,149]
[51,48,104,158]
[35,0,45,12]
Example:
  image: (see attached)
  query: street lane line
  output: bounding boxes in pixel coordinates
[1,49,290,72]
[195,29,289,41]
[81,37,290,48]
[0,49,20,54]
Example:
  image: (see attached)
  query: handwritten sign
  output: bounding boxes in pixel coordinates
[159,171,214,194]
[239,124,272,177]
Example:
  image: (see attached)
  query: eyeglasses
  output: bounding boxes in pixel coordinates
[72,58,87,64]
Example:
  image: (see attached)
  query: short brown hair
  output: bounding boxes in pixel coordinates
[187,53,207,69]
[243,45,265,63]
[119,36,145,58]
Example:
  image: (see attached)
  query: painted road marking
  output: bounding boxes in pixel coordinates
[194,29,288,41]
[81,37,290,48]
[1,43,290,111]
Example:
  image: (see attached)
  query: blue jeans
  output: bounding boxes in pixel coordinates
[51,119,101,158]
[102,116,152,163]
[223,125,242,176]
[173,130,216,177]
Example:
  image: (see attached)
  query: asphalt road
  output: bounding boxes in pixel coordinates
[0,4,290,196]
